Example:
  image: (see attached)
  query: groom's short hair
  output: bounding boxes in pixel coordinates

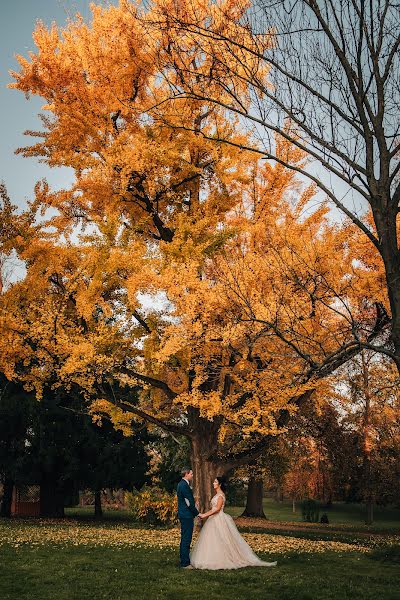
[181,466,192,477]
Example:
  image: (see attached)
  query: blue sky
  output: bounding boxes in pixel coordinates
[1,0,114,210]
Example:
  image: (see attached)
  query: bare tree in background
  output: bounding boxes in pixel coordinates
[146,0,400,371]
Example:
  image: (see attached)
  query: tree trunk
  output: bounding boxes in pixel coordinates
[372,204,400,375]
[365,497,374,526]
[361,351,374,525]
[0,477,14,517]
[189,411,222,513]
[241,475,266,518]
[40,480,65,518]
[191,439,219,513]
[275,484,283,503]
[364,495,374,524]
[363,452,374,525]
[94,489,103,519]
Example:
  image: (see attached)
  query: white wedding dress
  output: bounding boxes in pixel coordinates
[190,492,277,570]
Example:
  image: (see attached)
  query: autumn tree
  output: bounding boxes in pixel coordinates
[3,1,391,510]
[147,0,400,373]
[282,397,357,508]
[332,352,400,524]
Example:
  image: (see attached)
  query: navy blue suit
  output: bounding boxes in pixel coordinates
[177,479,199,566]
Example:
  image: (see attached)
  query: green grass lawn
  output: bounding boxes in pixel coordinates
[1,540,399,600]
[66,498,400,532]
[2,501,399,600]
[227,498,400,532]
[1,503,400,600]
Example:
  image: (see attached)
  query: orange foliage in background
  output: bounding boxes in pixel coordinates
[125,485,178,526]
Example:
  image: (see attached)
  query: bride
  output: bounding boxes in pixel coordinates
[190,476,277,570]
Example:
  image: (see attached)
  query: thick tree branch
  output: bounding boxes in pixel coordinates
[119,366,178,400]
[117,399,191,437]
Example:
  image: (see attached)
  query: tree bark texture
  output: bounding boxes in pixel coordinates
[241,475,266,518]
[0,477,14,517]
[40,480,65,518]
[94,489,103,519]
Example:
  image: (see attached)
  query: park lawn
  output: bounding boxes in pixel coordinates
[66,499,400,533]
[1,541,400,600]
[62,509,396,548]
[227,499,400,532]
[1,517,400,600]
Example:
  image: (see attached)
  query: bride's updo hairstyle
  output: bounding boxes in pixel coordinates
[216,476,227,492]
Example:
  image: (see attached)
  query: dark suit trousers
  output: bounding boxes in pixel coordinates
[179,517,194,566]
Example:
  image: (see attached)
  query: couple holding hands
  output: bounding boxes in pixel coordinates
[177,467,277,570]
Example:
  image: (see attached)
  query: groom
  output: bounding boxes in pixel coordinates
[177,466,199,568]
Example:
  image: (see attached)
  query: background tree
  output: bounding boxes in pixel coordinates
[284,400,355,508]
[0,376,34,517]
[0,377,150,518]
[77,404,150,518]
[332,352,400,523]
[147,433,191,494]
[240,461,267,519]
